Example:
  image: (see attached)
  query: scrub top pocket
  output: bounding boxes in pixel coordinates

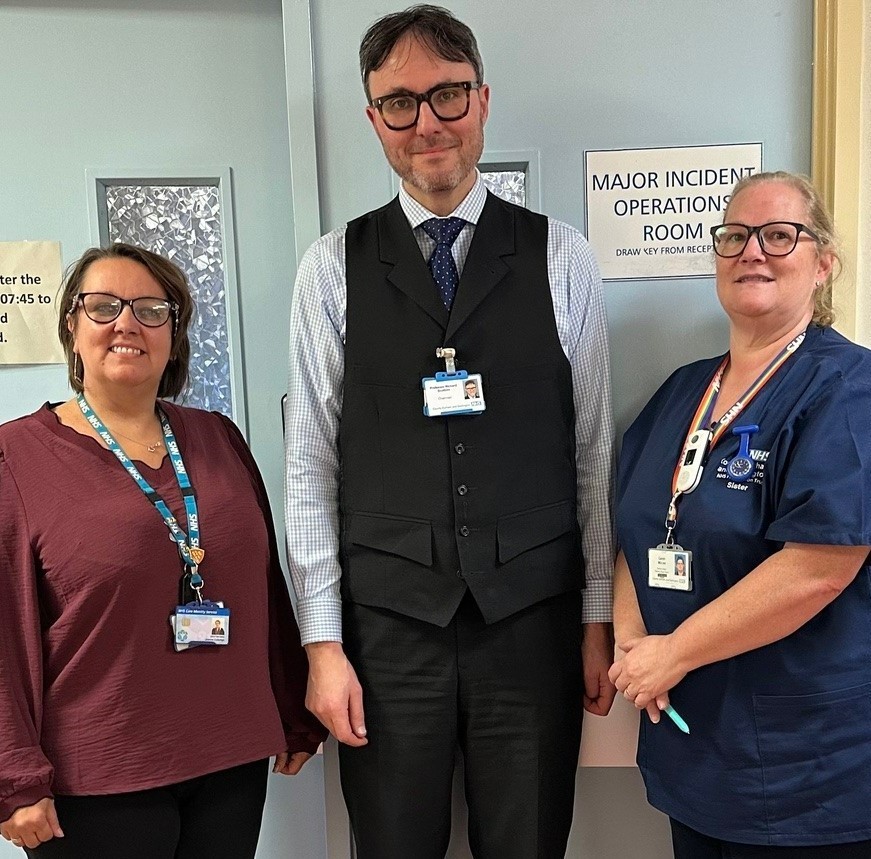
[753,682,871,841]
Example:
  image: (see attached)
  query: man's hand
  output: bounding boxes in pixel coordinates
[273,751,314,775]
[1,798,64,850]
[304,641,368,746]
[581,621,618,716]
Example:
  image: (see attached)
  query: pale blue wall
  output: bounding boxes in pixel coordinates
[0,2,325,858]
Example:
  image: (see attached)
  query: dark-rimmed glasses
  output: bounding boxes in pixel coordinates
[73,292,177,327]
[710,222,821,258]
[370,81,482,131]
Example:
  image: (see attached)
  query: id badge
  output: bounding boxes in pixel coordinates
[422,371,485,417]
[171,603,230,651]
[648,545,692,591]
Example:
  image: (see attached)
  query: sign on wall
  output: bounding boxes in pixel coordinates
[585,143,763,281]
[0,241,65,364]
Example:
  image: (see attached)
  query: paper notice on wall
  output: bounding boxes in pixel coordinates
[0,241,65,364]
[584,143,763,280]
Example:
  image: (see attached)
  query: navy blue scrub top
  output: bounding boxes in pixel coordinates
[617,325,871,847]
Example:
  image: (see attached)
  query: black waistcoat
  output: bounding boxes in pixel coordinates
[341,191,583,626]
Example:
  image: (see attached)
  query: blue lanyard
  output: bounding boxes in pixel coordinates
[76,394,204,591]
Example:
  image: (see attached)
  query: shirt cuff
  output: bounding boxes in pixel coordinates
[296,595,344,647]
[284,729,328,756]
[0,783,53,826]
[582,578,613,623]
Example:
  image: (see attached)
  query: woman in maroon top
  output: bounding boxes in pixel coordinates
[0,244,325,857]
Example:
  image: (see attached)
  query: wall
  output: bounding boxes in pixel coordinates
[0,2,326,857]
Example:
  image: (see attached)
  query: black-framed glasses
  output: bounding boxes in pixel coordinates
[370,81,481,131]
[73,292,177,327]
[710,222,821,258]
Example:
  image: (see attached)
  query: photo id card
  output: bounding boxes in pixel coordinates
[422,372,485,417]
[172,605,230,651]
[648,545,692,591]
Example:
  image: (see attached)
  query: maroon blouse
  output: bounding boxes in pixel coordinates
[0,403,325,821]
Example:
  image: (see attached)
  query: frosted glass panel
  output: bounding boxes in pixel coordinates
[481,170,526,206]
[104,184,232,415]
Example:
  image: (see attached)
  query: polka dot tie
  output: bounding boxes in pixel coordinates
[421,217,466,310]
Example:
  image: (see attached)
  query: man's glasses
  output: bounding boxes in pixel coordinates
[73,292,177,327]
[710,222,821,258]
[370,81,481,131]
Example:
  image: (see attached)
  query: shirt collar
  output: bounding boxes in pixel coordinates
[399,170,487,229]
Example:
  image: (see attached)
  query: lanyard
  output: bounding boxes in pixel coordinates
[76,394,205,591]
[664,332,805,544]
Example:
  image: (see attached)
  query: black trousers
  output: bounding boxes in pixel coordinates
[26,759,269,859]
[340,591,584,859]
[671,818,871,859]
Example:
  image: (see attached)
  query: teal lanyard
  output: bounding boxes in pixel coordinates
[76,394,204,593]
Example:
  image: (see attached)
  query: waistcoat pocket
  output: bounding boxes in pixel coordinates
[497,499,576,564]
[346,511,433,566]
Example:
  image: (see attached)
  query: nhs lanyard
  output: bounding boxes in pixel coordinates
[664,332,805,544]
[76,394,205,587]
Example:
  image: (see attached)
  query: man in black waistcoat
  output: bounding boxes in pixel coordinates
[285,5,616,856]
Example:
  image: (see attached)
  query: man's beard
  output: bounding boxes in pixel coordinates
[384,123,484,196]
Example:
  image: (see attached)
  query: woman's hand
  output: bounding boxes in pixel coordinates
[0,798,64,849]
[272,751,313,776]
[608,634,688,710]
[641,691,672,725]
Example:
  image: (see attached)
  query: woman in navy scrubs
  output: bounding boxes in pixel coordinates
[610,172,871,857]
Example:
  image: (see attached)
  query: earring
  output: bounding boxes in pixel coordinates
[815,281,824,289]
[73,354,83,385]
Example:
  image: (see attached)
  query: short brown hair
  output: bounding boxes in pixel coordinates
[725,171,842,327]
[58,243,194,398]
[360,5,483,101]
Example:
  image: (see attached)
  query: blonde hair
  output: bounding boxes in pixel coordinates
[725,171,842,327]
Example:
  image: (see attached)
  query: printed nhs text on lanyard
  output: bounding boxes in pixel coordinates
[648,332,805,592]
[76,394,205,591]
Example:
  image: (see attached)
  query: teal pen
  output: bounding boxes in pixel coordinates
[663,704,690,734]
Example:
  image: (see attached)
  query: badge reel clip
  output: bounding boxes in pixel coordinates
[180,565,204,604]
[435,347,460,378]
